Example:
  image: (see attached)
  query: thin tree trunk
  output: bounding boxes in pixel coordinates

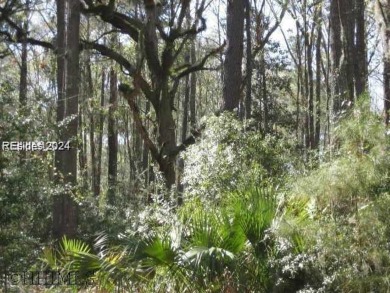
[190,39,197,128]
[296,21,302,143]
[245,0,252,120]
[217,0,224,84]
[133,98,142,178]
[261,53,268,134]
[323,20,332,150]
[384,0,390,125]
[307,32,315,149]
[142,101,151,187]
[182,54,190,143]
[124,112,133,184]
[78,72,87,190]
[107,68,118,204]
[87,56,97,196]
[19,21,28,110]
[315,8,322,149]
[19,13,28,163]
[96,69,105,198]
[303,0,310,150]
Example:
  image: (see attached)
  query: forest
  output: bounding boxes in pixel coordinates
[0,0,390,292]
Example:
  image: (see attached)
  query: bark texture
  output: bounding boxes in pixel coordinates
[53,0,80,239]
[222,0,245,111]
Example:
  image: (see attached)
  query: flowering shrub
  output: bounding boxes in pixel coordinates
[182,112,292,200]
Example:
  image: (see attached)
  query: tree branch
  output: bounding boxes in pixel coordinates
[253,0,288,57]
[81,2,142,42]
[0,29,54,49]
[174,41,226,79]
[169,128,203,157]
[82,40,136,74]
[119,83,161,166]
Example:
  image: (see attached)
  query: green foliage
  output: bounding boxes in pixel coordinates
[275,99,390,292]
[39,186,278,292]
[0,80,56,273]
[182,112,294,200]
[0,148,52,272]
[4,83,390,293]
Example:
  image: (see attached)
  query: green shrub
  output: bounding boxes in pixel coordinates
[275,99,390,291]
[182,112,295,200]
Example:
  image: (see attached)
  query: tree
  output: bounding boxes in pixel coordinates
[244,0,252,119]
[1,0,221,191]
[378,0,390,125]
[222,0,245,112]
[331,0,367,114]
[330,0,343,113]
[107,68,118,204]
[87,0,221,188]
[53,0,80,239]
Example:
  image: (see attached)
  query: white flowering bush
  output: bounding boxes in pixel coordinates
[182,112,291,200]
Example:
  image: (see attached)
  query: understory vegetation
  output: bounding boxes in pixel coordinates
[2,0,390,291]
[2,98,389,292]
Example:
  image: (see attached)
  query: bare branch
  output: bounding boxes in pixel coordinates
[253,0,288,56]
[81,2,142,42]
[174,41,226,79]
[119,83,161,165]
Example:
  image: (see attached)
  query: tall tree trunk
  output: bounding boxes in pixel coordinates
[78,75,88,190]
[222,0,245,111]
[95,69,105,197]
[182,54,190,143]
[339,0,356,105]
[19,13,28,162]
[118,0,213,189]
[53,0,80,239]
[296,21,302,143]
[307,30,315,149]
[331,0,367,115]
[354,0,367,97]
[190,39,197,128]
[157,82,177,187]
[107,68,118,204]
[315,8,322,149]
[217,0,224,84]
[19,21,28,110]
[323,20,332,149]
[245,0,252,120]
[385,51,390,125]
[133,98,142,178]
[177,50,191,203]
[330,0,343,114]
[53,0,66,240]
[383,0,390,125]
[86,55,97,196]
[142,101,151,186]
[261,52,269,134]
[303,0,311,150]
